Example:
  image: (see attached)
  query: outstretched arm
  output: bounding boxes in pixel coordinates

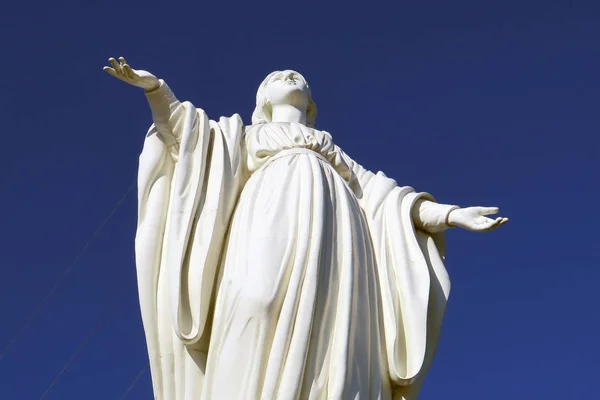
[411,200,508,233]
[103,56,184,143]
[334,144,508,234]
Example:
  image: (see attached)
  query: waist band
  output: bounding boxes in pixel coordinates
[266,148,330,166]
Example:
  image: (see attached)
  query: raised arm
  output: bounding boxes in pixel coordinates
[336,145,508,234]
[103,57,184,143]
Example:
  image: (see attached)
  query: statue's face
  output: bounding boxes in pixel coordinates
[266,70,310,109]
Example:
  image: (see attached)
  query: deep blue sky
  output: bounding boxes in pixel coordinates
[1,1,598,399]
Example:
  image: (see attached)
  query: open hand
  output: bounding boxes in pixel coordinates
[448,206,508,232]
[103,57,160,91]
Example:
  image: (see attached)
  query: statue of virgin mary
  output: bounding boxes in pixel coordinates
[104,57,507,400]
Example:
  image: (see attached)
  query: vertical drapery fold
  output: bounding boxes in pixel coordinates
[136,103,451,399]
[136,102,244,398]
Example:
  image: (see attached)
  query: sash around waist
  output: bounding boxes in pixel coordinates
[261,148,331,169]
[254,148,358,193]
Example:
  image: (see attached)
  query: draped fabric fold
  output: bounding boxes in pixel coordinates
[135,109,450,399]
[354,169,451,399]
[135,103,244,398]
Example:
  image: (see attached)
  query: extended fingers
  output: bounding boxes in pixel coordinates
[103,66,118,78]
[492,217,509,226]
[482,216,508,231]
[119,57,135,79]
[105,56,137,81]
[109,57,122,74]
[122,63,135,80]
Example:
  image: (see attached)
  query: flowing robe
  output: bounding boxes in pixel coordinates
[135,81,457,400]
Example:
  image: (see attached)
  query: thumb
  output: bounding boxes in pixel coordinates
[477,206,499,216]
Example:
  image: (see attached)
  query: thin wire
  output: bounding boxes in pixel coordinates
[119,363,150,400]
[0,180,136,361]
[38,289,125,400]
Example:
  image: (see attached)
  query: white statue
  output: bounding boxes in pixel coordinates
[104,57,507,400]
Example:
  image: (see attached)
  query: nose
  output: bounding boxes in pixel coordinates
[284,72,295,81]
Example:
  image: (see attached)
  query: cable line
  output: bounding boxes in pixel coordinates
[0,181,135,361]
[119,362,150,400]
[38,288,125,400]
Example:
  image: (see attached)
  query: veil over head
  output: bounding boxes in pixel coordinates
[251,70,318,128]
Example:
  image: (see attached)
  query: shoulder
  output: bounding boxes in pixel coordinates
[208,114,246,139]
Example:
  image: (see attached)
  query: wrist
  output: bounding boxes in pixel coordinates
[143,81,161,93]
[143,83,160,94]
[446,207,461,227]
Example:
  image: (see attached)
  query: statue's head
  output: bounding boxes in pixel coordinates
[252,70,318,127]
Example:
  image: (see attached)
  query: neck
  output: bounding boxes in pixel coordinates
[271,104,307,125]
